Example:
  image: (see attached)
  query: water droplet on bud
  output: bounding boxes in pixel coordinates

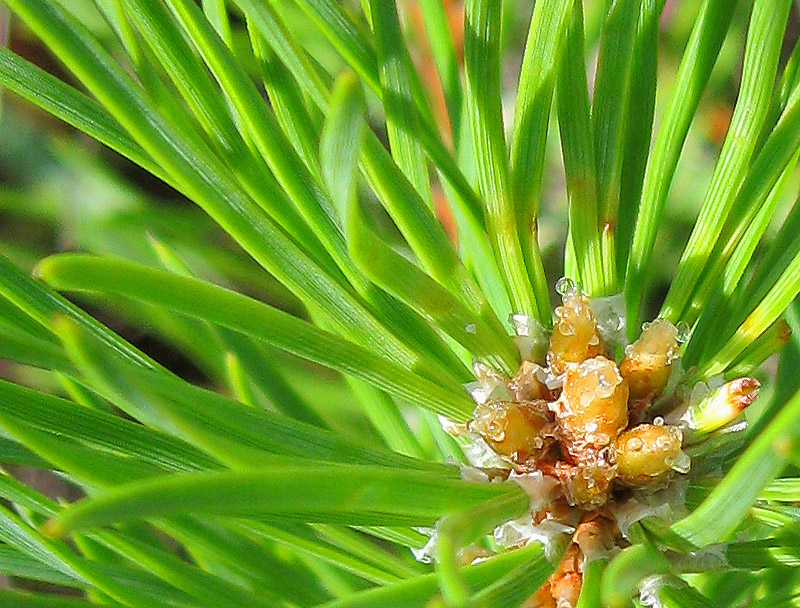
[675,321,691,344]
[555,276,578,297]
[666,450,691,474]
[626,437,644,451]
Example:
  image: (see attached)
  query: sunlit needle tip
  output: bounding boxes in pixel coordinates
[728,377,760,412]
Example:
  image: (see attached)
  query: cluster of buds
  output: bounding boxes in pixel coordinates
[464,281,760,607]
[470,288,697,508]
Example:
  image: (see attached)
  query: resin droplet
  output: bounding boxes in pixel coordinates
[620,319,680,403]
[547,293,604,375]
[553,356,628,458]
[613,424,685,487]
[626,437,644,452]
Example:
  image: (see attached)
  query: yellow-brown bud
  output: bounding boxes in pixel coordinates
[470,400,555,466]
[547,293,604,375]
[552,356,629,458]
[619,319,680,401]
[613,423,688,486]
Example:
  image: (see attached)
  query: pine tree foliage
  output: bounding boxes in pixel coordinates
[0,0,799,606]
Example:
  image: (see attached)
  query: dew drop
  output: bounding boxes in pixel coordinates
[555,276,578,297]
[666,450,691,474]
[626,437,644,452]
[666,345,680,363]
[675,321,691,344]
[464,323,477,335]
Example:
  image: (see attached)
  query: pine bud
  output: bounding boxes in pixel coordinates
[524,586,557,608]
[547,293,604,375]
[684,378,760,438]
[619,319,680,401]
[552,356,629,458]
[613,423,688,486]
[470,400,555,466]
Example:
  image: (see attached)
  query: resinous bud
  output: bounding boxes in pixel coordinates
[552,356,629,458]
[685,377,760,437]
[547,293,604,375]
[470,400,555,466]
[613,423,686,486]
[619,319,680,401]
